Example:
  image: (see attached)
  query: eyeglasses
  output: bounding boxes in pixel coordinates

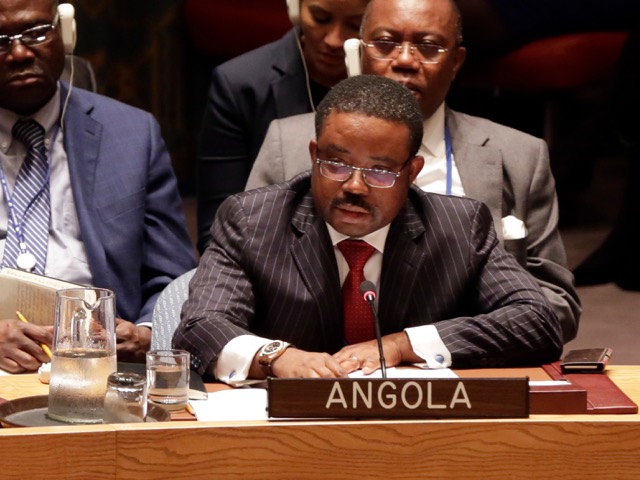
[316,158,409,188]
[0,16,58,54]
[361,39,450,64]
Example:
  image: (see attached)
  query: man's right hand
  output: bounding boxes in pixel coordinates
[250,347,347,379]
[0,319,53,373]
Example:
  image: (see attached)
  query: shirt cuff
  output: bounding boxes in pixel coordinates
[404,325,451,368]
[215,335,272,385]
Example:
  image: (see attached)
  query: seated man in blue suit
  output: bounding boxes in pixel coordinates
[0,0,196,373]
[174,75,562,383]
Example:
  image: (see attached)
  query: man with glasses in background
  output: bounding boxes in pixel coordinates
[174,75,562,383]
[247,0,580,346]
[0,0,195,373]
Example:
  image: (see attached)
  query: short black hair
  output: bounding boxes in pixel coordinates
[315,75,424,157]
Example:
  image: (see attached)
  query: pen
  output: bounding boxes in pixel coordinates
[16,311,53,359]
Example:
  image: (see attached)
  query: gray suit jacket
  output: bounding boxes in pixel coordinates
[246,108,580,342]
[175,173,563,376]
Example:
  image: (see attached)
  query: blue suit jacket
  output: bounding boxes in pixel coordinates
[60,83,196,324]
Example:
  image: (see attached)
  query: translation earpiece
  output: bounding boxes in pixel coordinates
[343,38,362,77]
[58,3,77,55]
[286,0,301,26]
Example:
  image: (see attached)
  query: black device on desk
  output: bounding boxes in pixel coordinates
[560,348,613,373]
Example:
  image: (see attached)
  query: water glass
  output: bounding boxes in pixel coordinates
[146,349,190,411]
[103,372,147,423]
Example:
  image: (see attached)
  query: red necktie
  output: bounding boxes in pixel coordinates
[337,239,377,344]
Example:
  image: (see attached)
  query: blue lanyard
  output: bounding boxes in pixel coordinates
[0,132,53,252]
[444,123,453,196]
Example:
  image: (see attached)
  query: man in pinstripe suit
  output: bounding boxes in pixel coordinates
[247,0,580,345]
[174,75,562,383]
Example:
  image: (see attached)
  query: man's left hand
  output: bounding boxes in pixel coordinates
[333,332,416,375]
[115,318,151,362]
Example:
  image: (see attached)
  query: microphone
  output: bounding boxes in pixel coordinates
[360,280,387,378]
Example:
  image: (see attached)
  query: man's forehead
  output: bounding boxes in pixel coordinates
[0,1,56,25]
[365,0,455,28]
[317,112,411,157]
[319,111,386,135]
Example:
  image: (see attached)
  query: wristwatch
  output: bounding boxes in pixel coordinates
[257,340,292,377]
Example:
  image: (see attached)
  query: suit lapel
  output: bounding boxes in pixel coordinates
[59,83,110,282]
[271,29,314,118]
[379,197,427,333]
[447,108,504,240]
[290,193,344,346]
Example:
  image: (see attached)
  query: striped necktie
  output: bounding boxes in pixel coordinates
[338,239,377,344]
[1,119,51,274]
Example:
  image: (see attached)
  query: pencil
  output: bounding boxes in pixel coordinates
[16,311,53,359]
[186,402,196,416]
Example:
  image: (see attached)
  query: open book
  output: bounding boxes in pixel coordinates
[0,268,83,325]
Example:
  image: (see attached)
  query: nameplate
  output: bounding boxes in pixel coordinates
[267,377,529,419]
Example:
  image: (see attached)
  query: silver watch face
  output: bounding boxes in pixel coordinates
[263,341,284,355]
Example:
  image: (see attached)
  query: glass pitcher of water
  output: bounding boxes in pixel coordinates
[47,288,117,424]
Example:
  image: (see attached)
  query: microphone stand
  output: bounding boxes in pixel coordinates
[360,281,387,379]
[368,297,387,379]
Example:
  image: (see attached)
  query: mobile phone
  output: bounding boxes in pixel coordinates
[560,347,613,373]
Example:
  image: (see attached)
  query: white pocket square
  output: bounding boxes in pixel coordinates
[502,215,527,240]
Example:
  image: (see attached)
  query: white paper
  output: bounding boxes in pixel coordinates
[348,366,458,379]
[529,380,571,387]
[190,388,268,422]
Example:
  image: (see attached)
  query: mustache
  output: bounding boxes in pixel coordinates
[331,194,372,213]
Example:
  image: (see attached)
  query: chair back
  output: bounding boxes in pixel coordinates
[151,268,197,350]
[61,54,98,92]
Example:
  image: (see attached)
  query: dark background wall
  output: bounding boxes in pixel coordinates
[72,0,194,192]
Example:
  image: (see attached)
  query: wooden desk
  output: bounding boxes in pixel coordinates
[1,367,639,480]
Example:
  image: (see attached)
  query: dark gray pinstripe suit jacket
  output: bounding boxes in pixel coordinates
[246,108,581,344]
[175,173,563,376]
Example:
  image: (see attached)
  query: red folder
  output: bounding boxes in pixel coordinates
[542,362,638,414]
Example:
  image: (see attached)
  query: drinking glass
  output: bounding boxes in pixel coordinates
[146,349,190,411]
[103,372,147,423]
[47,288,117,424]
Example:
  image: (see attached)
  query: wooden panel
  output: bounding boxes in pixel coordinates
[112,420,640,479]
[0,427,116,480]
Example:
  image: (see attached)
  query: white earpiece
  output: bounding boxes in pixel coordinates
[58,3,77,54]
[286,0,301,26]
[343,38,362,77]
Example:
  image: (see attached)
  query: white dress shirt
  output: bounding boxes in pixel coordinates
[415,103,466,197]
